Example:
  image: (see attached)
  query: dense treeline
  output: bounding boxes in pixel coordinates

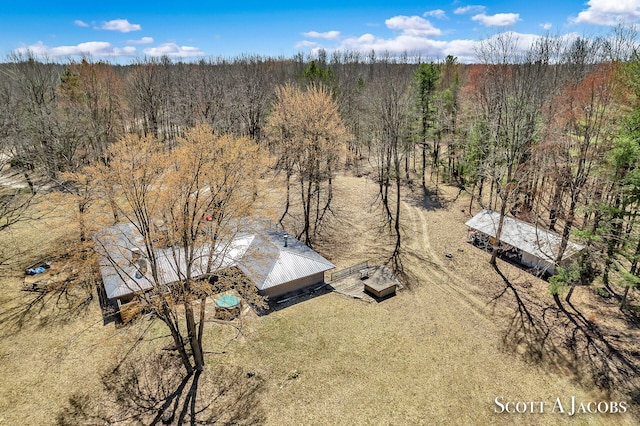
[2,29,640,308]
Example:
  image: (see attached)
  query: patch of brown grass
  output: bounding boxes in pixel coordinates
[200,175,638,425]
[0,173,638,424]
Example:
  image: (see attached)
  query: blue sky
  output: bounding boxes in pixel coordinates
[1,1,639,63]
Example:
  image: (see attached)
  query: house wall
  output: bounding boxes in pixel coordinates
[261,272,326,299]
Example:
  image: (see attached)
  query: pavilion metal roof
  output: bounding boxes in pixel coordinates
[465,209,584,263]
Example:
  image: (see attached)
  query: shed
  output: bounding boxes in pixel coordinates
[465,209,584,275]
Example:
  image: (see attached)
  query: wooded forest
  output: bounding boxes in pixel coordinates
[3,29,640,305]
[2,27,640,422]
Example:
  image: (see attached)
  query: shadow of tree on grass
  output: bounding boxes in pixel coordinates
[491,264,640,410]
[57,351,266,425]
[0,240,102,337]
[0,277,95,338]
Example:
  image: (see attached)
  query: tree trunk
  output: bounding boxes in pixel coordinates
[299,177,313,246]
[549,178,563,231]
[197,297,206,358]
[490,192,509,265]
[468,182,476,214]
[314,177,321,241]
[278,170,291,226]
[22,170,36,195]
[405,154,409,182]
[556,195,577,265]
[565,285,575,304]
[478,177,485,208]
[161,303,194,374]
[184,298,205,372]
[421,142,427,188]
[393,146,402,259]
[603,194,623,287]
[620,286,630,310]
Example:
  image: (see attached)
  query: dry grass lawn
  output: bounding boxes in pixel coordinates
[0,171,638,425]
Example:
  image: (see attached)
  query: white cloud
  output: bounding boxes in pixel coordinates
[302,31,341,40]
[541,23,553,30]
[385,15,441,37]
[97,19,141,33]
[143,42,205,58]
[298,14,448,60]
[300,29,571,64]
[295,40,319,49]
[472,13,520,27]
[127,36,154,45]
[299,14,443,56]
[74,20,89,28]
[15,41,137,58]
[334,33,446,57]
[294,10,573,63]
[454,5,486,15]
[320,32,480,62]
[424,9,446,20]
[574,0,640,25]
[444,38,481,63]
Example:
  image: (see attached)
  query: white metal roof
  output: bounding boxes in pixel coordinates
[95,223,154,299]
[96,222,334,300]
[465,209,584,263]
[153,236,254,289]
[237,229,335,291]
[95,223,254,300]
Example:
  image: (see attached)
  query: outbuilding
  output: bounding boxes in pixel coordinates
[465,209,584,275]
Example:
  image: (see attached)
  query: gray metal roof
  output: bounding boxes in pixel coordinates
[465,209,584,263]
[95,223,253,300]
[237,228,335,291]
[95,221,334,299]
[94,223,154,300]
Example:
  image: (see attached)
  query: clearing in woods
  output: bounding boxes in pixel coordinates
[0,172,637,424]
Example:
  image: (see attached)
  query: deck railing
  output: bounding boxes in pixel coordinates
[330,260,369,281]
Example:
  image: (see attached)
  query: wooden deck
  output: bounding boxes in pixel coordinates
[329,265,401,302]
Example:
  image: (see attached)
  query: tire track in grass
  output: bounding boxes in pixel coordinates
[401,200,494,325]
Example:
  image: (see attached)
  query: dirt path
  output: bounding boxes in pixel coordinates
[402,199,491,322]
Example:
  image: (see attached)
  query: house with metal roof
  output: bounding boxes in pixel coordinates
[94,221,335,305]
[237,228,336,298]
[95,222,254,302]
[465,209,584,275]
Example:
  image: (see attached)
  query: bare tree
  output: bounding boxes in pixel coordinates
[64,58,126,163]
[2,52,68,179]
[472,34,557,265]
[550,42,619,261]
[189,58,230,132]
[126,57,167,140]
[93,124,267,373]
[268,83,350,247]
[233,55,275,141]
[365,54,414,261]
